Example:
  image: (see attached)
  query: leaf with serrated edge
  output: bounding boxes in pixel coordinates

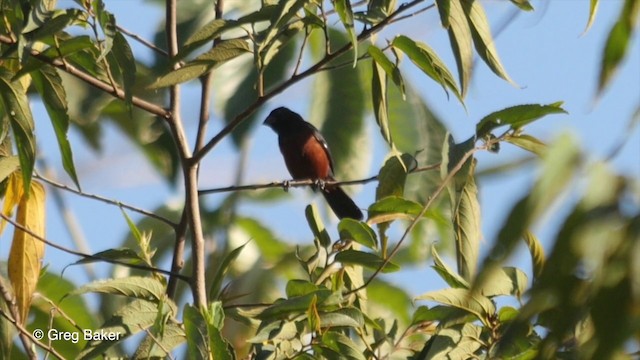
[392,35,463,104]
[445,0,474,97]
[462,0,515,85]
[112,32,136,112]
[415,288,495,325]
[68,276,165,301]
[476,102,567,138]
[184,304,210,359]
[78,298,176,359]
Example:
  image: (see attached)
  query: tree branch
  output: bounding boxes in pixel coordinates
[0,278,38,359]
[36,174,178,228]
[0,34,170,120]
[349,146,480,294]
[0,213,190,282]
[190,0,427,165]
[198,162,440,195]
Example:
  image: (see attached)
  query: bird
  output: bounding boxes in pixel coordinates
[263,107,363,220]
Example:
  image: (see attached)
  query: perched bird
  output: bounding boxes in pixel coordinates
[263,107,363,220]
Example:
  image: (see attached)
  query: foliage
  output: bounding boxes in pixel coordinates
[0,0,638,359]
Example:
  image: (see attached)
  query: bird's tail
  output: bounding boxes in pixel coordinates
[321,186,363,220]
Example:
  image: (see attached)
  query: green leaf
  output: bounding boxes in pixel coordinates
[78,299,175,359]
[31,66,80,189]
[473,134,580,295]
[367,196,424,221]
[415,288,495,325]
[368,280,412,324]
[31,272,98,358]
[206,303,233,360]
[23,9,86,42]
[235,217,290,261]
[306,204,332,247]
[258,0,306,66]
[367,45,405,97]
[149,63,209,89]
[184,304,232,360]
[0,69,35,192]
[505,134,547,156]
[335,249,400,273]
[93,0,116,62]
[223,37,295,147]
[479,267,528,298]
[333,0,358,67]
[22,0,55,34]
[523,231,545,281]
[443,135,480,281]
[371,58,391,146]
[440,0,473,97]
[257,289,337,320]
[420,323,483,359]
[321,331,367,360]
[133,322,185,359]
[71,248,149,266]
[112,32,136,112]
[150,39,251,88]
[68,276,166,301]
[584,0,599,34]
[375,153,414,200]
[462,0,515,85]
[509,0,534,11]
[209,241,248,300]
[476,102,567,138]
[597,0,639,94]
[338,218,377,249]
[392,35,463,104]
[319,307,365,328]
[286,279,322,298]
[431,245,469,289]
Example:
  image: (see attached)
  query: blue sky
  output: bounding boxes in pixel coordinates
[6,1,638,299]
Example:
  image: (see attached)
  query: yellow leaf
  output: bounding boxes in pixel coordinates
[0,171,25,235]
[8,179,45,324]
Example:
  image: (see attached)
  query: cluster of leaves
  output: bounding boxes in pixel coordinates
[0,0,637,359]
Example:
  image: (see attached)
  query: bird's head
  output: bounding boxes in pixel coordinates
[263,107,304,133]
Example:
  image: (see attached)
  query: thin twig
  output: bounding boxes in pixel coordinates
[0,213,190,282]
[0,278,38,359]
[117,25,169,57]
[35,174,178,228]
[349,146,480,294]
[198,162,440,195]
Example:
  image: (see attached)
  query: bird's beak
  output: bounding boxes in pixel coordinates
[263,115,274,127]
